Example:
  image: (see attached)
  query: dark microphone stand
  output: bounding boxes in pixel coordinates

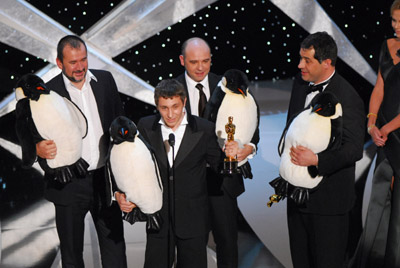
[167,133,175,268]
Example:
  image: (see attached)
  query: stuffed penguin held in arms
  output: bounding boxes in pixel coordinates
[204,69,259,178]
[269,91,343,206]
[106,116,163,231]
[15,73,88,184]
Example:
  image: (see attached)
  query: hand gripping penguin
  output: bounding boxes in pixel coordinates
[268,91,343,206]
[14,73,88,184]
[107,116,163,231]
[204,69,259,177]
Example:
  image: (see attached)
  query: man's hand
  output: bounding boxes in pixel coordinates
[115,192,136,213]
[224,140,239,158]
[290,145,318,166]
[224,141,254,162]
[36,140,57,159]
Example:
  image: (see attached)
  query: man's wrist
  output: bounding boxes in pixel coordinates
[245,143,256,159]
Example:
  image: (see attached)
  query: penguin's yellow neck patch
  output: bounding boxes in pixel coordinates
[15,87,26,101]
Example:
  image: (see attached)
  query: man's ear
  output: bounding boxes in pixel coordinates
[56,58,63,70]
[323,58,332,68]
[179,55,185,67]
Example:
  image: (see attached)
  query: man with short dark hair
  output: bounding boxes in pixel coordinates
[37,35,127,268]
[286,31,365,268]
[116,79,222,268]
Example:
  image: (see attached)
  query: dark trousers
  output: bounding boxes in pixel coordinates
[54,171,126,268]
[144,230,207,268]
[209,192,239,268]
[287,203,349,268]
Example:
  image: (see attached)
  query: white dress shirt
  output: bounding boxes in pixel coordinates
[159,110,188,167]
[63,70,104,170]
[185,72,211,116]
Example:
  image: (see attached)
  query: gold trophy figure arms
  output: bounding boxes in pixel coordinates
[223,116,240,174]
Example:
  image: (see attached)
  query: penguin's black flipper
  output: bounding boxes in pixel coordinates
[328,116,343,151]
[240,161,253,179]
[104,141,118,207]
[73,158,89,177]
[203,85,226,122]
[307,166,319,178]
[56,166,74,184]
[146,212,163,232]
[269,176,289,198]
[290,187,310,205]
[15,99,39,168]
[278,107,307,156]
[251,90,261,147]
[123,207,147,225]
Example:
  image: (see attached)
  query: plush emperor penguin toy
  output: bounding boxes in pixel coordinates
[107,116,163,231]
[14,73,88,184]
[204,69,259,177]
[269,91,343,206]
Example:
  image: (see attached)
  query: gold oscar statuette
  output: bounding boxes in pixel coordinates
[222,116,240,174]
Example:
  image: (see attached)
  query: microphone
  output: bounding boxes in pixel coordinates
[168,133,175,147]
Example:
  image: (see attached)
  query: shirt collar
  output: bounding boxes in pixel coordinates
[62,70,97,91]
[309,70,335,86]
[185,72,209,89]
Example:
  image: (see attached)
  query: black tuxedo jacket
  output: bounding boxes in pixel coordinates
[137,114,222,239]
[287,72,365,214]
[44,69,124,205]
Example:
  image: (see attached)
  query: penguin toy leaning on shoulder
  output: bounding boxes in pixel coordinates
[269,91,343,206]
[14,73,89,184]
[204,69,259,178]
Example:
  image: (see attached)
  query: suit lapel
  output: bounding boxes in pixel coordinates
[174,124,203,168]
[90,76,106,130]
[323,73,338,94]
[145,117,169,169]
[208,72,221,95]
[51,74,70,99]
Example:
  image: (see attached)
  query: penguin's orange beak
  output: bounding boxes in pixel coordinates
[238,88,246,98]
[37,86,45,90]
[312,103,322,113]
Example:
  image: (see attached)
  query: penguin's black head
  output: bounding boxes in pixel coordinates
[222,69,249,97]
[310,91,340,117]
[15,73,50,101]
[110,116,137,144]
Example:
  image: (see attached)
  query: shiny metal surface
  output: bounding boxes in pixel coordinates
[84,0,217,57]
[0,0,218,107]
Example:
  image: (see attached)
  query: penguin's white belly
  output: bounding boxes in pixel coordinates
[110,140,162,214]
[30,93,84,168]
[279,110,331,188]
[215,94,257,166]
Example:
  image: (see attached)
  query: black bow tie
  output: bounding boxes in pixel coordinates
[306,80,330,95]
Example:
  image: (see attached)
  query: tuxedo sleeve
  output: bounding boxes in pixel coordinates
[204,122,223,172]
[107,72,125,117]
